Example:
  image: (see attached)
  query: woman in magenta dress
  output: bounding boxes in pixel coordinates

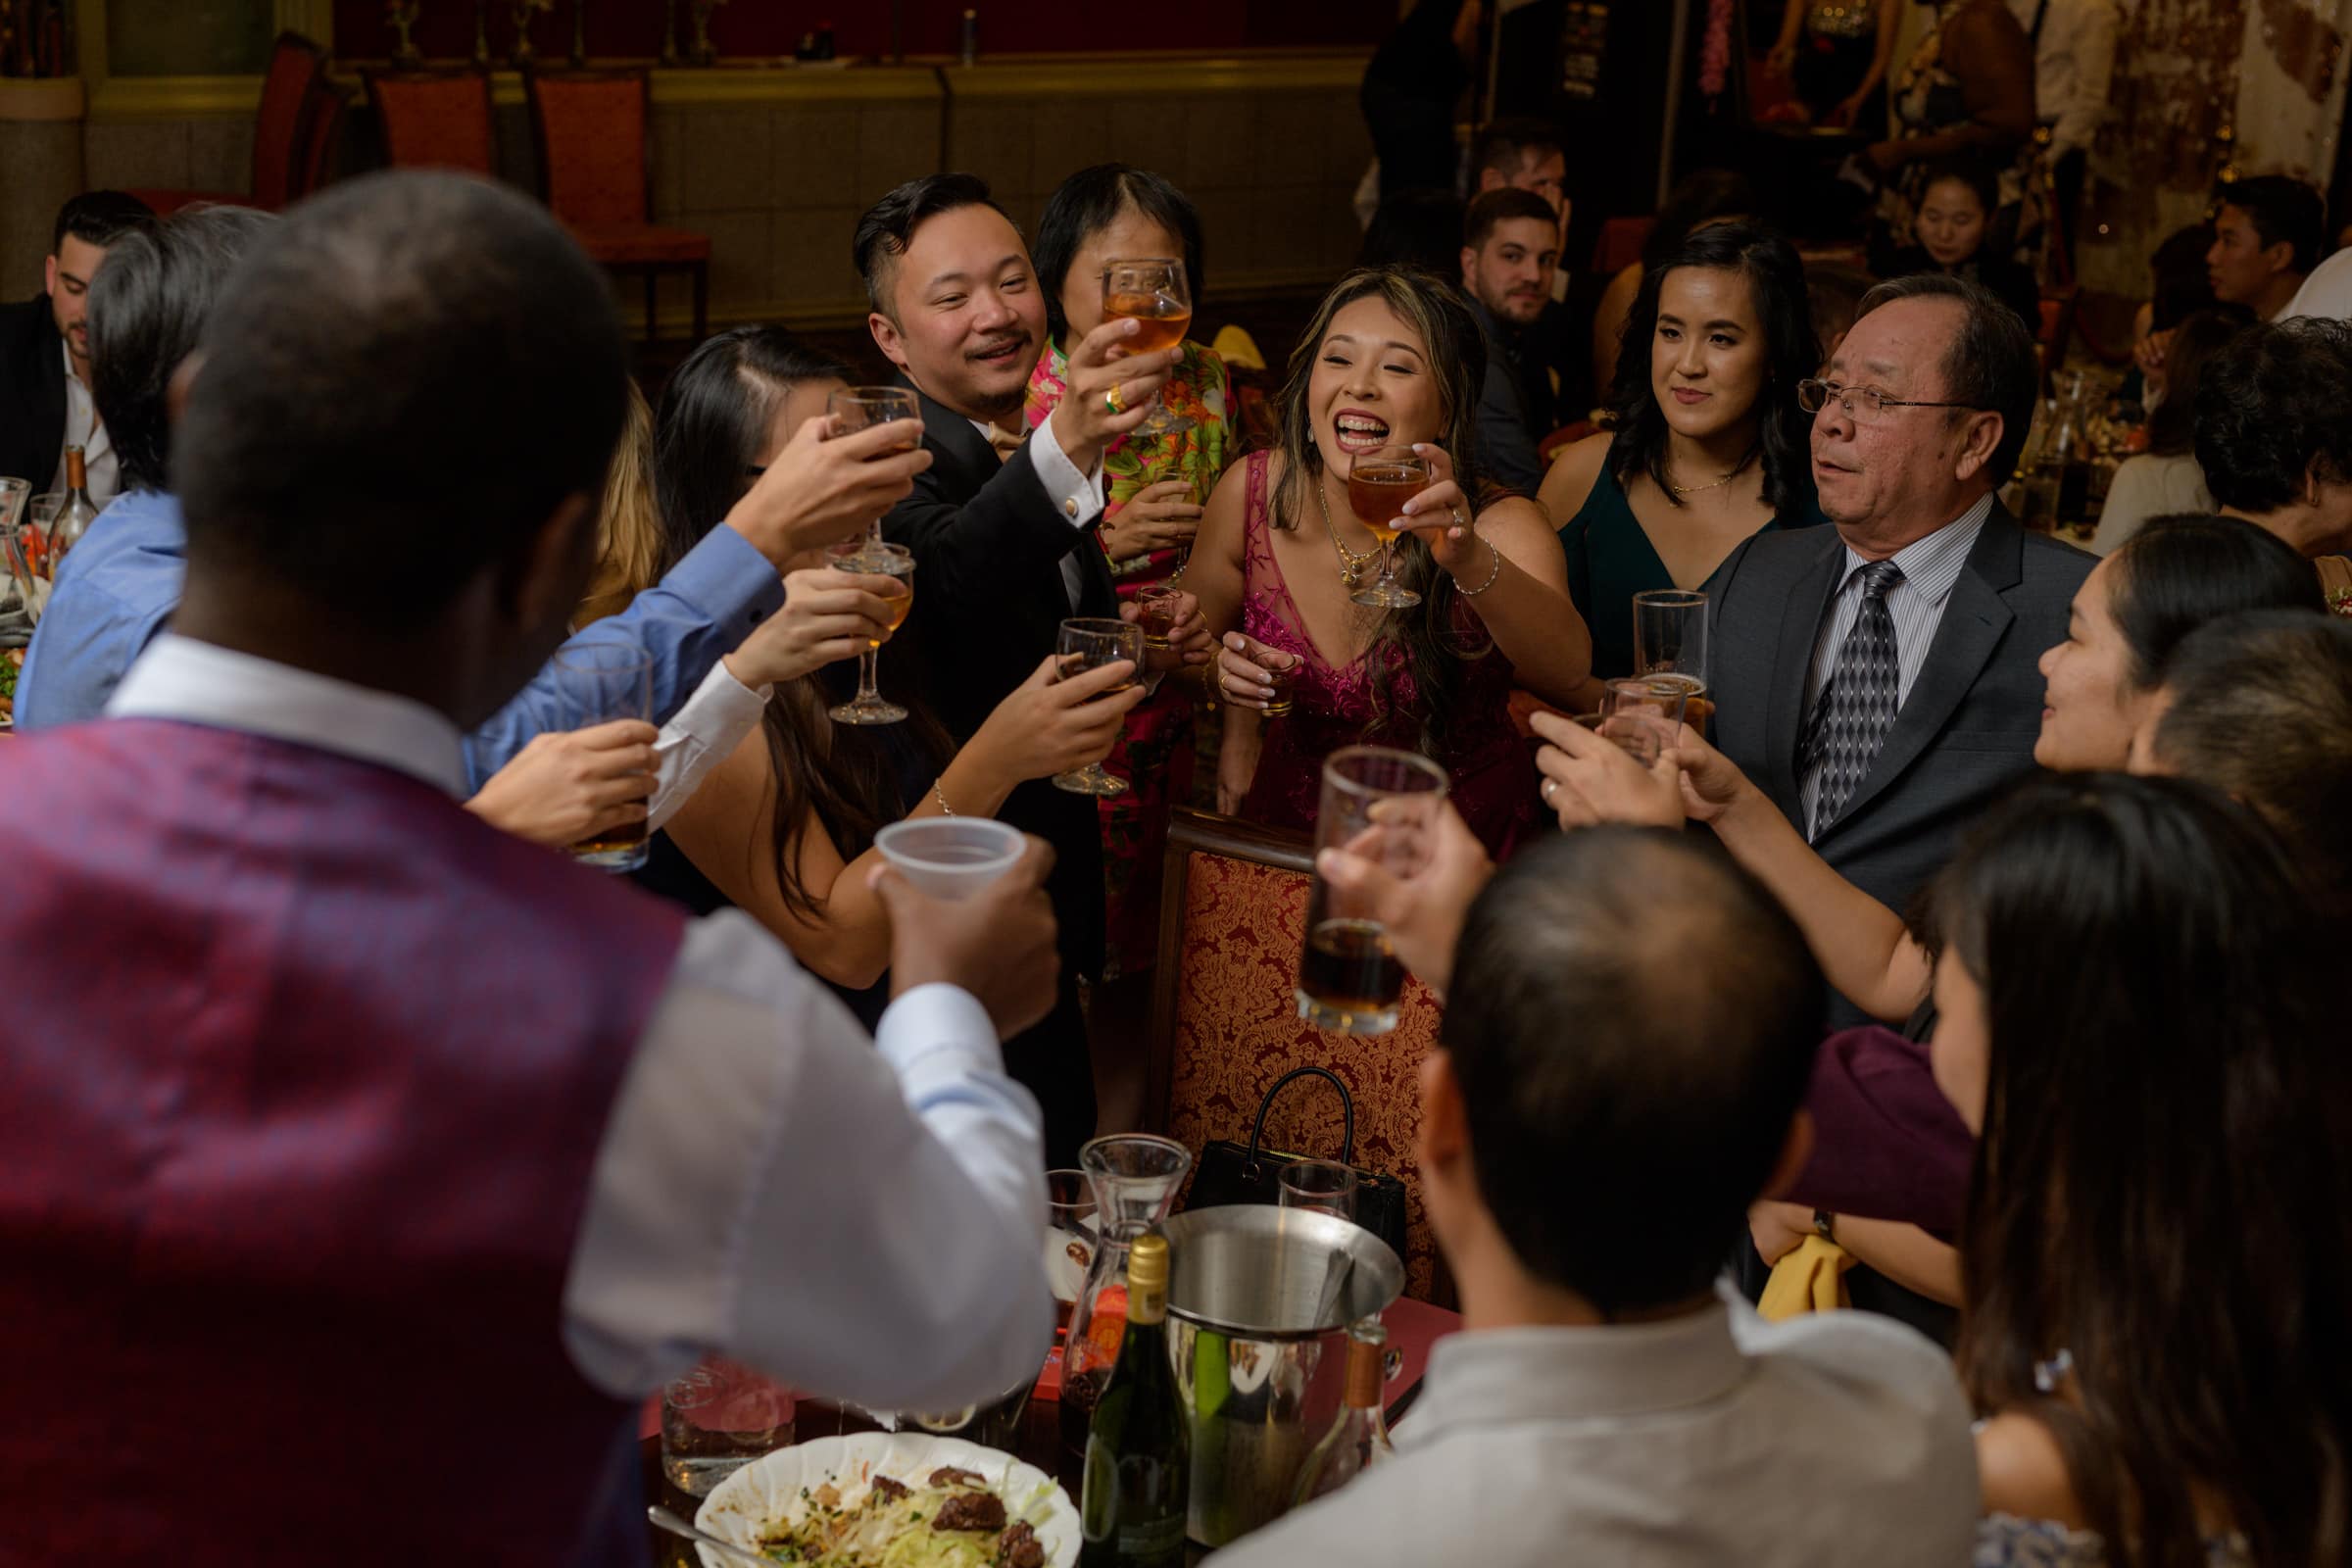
[1189,267,1592,860]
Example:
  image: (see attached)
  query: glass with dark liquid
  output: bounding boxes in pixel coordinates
[1102,257,1193,437]
[826,385,922,552]
[1346,446,1434,610]
[1298,746,1450,1034]
[1051,616,1145,796]
[553,637,655,873]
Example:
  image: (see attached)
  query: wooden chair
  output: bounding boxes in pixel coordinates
[523,68,710,344]
[126,31,338,216]
[1145,808,1452,1303]
[364,68,497,175]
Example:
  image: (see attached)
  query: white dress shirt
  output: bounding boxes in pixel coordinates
[972,407,1105,611]
[2282,246,2352,322]
[1215,1292,1978,1568]
[2006,0,2118,160]
[2088,451,2212,556]
[645,658,768,831]
[53,340,122,507]
[1799,493,1994,835]
[105,634,1056,1411]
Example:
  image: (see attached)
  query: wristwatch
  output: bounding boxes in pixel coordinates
[1812,1209,1838,1244]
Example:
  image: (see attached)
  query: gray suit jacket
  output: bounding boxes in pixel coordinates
[1709,502,2094,951]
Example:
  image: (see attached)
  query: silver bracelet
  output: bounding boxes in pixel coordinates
[1455,537,1504,598]
[933,780,955,816]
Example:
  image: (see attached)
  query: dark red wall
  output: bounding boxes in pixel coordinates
[337,3,1382,62]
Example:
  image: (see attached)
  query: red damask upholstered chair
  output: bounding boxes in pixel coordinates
[365,69,497,175]
[126,31,337,216]
[524,69,710,344]
[1146,808,1452,1304]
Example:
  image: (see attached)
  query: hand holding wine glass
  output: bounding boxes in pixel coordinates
[721,564,907,690]
[1059,317,1179,473]
[1048,618,1146,795]
[823,541,917,726]
[721,409,929,566]
[967,651,1150,789]
[826,386,922,552]
[1345,445,1435,609]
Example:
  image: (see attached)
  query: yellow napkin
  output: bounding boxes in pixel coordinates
[1758,1234,1855,1321]
[1211,324,1265,372]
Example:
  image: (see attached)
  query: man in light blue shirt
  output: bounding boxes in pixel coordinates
[19,205,928,786]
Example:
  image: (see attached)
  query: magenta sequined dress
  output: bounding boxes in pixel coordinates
[1236,452,1541,860]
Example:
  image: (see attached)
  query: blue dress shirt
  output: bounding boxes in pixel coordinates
[15,488,784,788]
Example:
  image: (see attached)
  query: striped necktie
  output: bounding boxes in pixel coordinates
[1803,560,1904,838]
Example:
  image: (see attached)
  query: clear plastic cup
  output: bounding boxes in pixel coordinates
[873,817,1025,900]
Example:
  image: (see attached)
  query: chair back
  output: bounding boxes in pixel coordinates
[525,70,652,227]
[250,31,332,210]
[1146,808,1449,1301]
[1592,214,1655,276]
[366,70,497,175]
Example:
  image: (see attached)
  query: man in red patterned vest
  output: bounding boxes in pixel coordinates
[0,171,1062,1566]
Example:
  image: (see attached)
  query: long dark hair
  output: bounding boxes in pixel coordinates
[2143,305,2254,458]
[1606,221,1818,518]
[1271,266,1492,761]
[2103,513,2324,689]
[1927,774,2352,1568]
[653,325,953,920]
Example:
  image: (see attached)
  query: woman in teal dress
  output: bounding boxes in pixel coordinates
[1540,221,1827,691]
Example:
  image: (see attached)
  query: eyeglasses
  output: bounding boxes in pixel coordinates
[1795,378,1987,419]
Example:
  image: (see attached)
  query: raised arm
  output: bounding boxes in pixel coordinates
[1402,452,1593,707]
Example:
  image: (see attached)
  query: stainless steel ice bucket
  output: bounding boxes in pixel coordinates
[1159,1205,1405,1547]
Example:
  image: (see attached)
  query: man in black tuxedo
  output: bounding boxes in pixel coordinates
[0,191,152,501]
[854,172,1204,1161]
[1708,273,2093,1026]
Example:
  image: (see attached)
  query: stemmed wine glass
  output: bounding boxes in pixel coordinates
[1101,257,1193,438]
[826,540,916,726]
[1050,616,1144,795]
[1346,445,1433,610]
[827,385,921,553]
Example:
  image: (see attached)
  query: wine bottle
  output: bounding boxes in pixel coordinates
[48,445,101,569]
[1292,1317,1396,1505]
[1079,1231,1189,1568]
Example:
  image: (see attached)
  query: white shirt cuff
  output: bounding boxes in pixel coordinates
[647,660,771,831]
[1032,407,1106,529]
[875,982,1005,1094]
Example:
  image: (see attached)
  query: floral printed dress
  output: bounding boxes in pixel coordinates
[1025,338,1233,980]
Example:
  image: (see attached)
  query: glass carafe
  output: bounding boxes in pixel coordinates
[1059,1132,1192,1462]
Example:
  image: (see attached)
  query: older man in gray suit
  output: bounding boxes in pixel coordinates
[1707,274,2092,1023]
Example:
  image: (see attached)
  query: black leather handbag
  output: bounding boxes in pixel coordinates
[1186,1065,1411,1265]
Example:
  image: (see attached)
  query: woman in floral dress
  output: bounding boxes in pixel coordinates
[1027,164,1233,980]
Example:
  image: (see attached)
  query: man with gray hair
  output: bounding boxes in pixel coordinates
[1702,272,2092,1023]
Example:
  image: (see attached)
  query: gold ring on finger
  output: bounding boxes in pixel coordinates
[1105,382,1128,416]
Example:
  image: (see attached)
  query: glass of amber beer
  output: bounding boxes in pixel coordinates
[1297,746,1450,1035]
[1102,258,1193,437]
[554,637,654,872]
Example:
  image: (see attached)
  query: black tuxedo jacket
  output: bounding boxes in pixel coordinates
[883,380,1118,981]
[0,295,67,492]
[1709,502,2094,1015]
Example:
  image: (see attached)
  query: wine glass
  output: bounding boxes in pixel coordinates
[826,540,916,726]
[826,385,921,551]
[1050,616,1144,795]
[1101,257,1193,438]
[1345,446,1433,610]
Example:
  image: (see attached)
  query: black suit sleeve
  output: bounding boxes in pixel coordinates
[885,442,1094,609]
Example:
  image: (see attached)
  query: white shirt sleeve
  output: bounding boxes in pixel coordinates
[646,659,769,832]
[2047,2,2116,160]
[561,910,1054,1410]
[1030,406,1106,528]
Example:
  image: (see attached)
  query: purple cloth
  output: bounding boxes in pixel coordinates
[1786,1026,1976,1239]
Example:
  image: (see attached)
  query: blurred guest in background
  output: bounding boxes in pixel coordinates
[1359,0,1483,202]
[1458,187,1562,496]
[1468,116,1567,220]
[1865,0,2034,278]
[1884,156,2040,329]
[2204,173,2325,322]
[0,189,150,508]
[1467,117,1600,416]
[1196,267,1588,858]
[1765,0,1902,134]
[1542,222,1827,685]
[2195,315,2352,610]
[2008,0,2117,277]
[1216,827,1978,1568]
[1592,169,1760,396]
[2127,221,2220,401]
[1805,259,1877,365]
[1358,187,1466,278]
[2089,307,2250,554]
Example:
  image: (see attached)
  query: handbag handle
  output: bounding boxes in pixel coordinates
[1245,1065,1356,1169]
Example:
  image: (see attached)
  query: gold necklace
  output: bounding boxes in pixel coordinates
[1666,452,1755,496]
[1313,473,1380,590]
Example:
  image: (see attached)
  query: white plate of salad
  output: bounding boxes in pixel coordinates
[693,1431,1077,1568]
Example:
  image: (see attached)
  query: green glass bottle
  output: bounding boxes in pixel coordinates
[1078,1231,1189,1567]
